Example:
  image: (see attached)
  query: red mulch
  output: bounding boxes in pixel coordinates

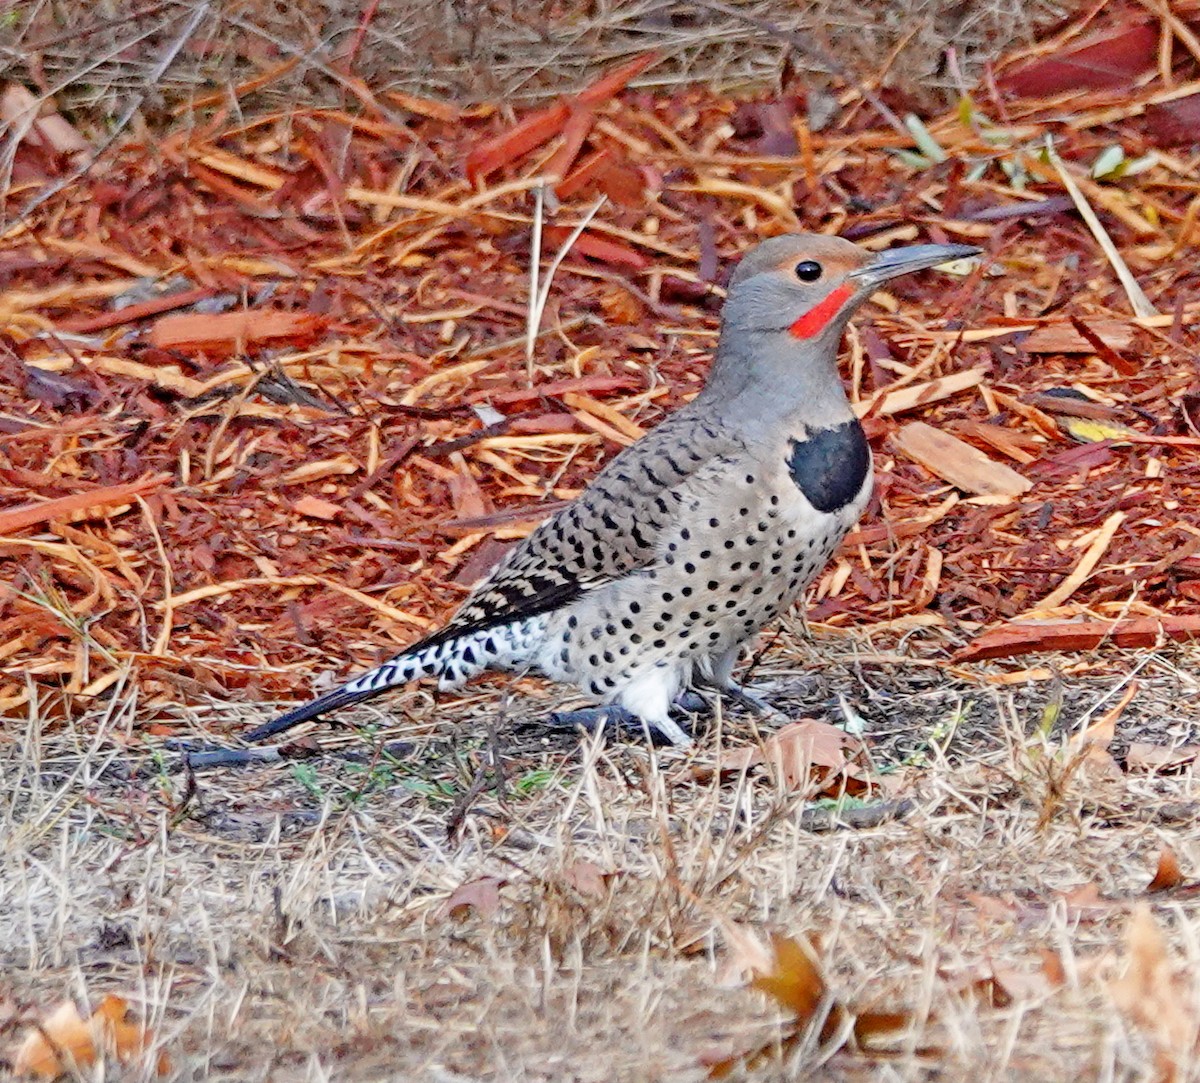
[3,3,1200,724]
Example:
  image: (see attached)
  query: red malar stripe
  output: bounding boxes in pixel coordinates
[789,283,854,339]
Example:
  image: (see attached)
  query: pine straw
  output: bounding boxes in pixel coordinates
[6,0,1067,124]
[3,633,1200,1079]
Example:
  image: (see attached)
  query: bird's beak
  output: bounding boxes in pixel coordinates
[849,243,982,289]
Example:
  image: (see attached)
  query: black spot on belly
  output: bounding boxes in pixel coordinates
[785,419,871,513]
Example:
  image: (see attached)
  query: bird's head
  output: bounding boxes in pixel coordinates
[721,232,980,341]
[706,233,981,416]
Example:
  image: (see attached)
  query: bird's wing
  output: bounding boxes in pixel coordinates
[414,410,741,650]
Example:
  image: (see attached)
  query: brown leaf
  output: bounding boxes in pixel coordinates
[1070,681,1135,782]
[11,995,166,1078]
[999,21,1158,96]
[0,84,90,157]
[1109,904,1195,1076]
[1127,742,1200,773]
[751,934,827,1020]
[559,859,611,900]
[1148,846,1185,894]
[1059,882,1112,917]
[713,919,776,988]
[710,929,917,1076]
[985,962,1061,1005]
[446,454,488,520]
[1040,949,1067,989]
[1145,93,1200,146]
[540,227,649,269]
[440,876,504,920]
[965,892,1020,921]
[716,720,855,792]
[597,284,645,325]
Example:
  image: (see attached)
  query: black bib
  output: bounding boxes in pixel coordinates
[785,419,870,513]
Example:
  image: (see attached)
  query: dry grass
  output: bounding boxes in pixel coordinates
[4,631,1200,1080]
[5,0,1068,126]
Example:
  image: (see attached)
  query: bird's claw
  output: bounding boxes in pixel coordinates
[547,706,692,747]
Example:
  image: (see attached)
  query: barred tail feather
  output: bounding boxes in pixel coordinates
[246,617,547,743]
[245,645,440,743]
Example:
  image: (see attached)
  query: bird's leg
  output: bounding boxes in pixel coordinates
[717,680,776,717]
[672,689,710,715]
[547,706,692,747]
[701,644,783,718]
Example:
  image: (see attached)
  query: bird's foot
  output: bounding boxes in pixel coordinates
[548,706,692,747]
[687,681,786,720]
[673,690,710,715]
[718,681,777,717]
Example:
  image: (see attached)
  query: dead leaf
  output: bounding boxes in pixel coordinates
[1145,92,1200,146]
[1109,904,1196,1077]
[1147,846,1185,894]
[713,919,776,987]
[1127,742,1200,773]
[999,21,1158,96]
[709,929,915,1077]
[965,892,1020,922]
[1059,882,1111,916]
[750,934,826,1020]
[440,876,504,920]
[559,859,611,899]
[970,965,1044,1007]
[0,84,90,159]
[1040,948,1067,989]
[11,995,167,1078]
[1069,682,1134,782]
[715,720,858,792]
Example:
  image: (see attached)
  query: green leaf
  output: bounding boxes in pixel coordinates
[1121,152,1157,177]
[1000,157,1028,191]
[1091,144,1125,179]
[903,113,947,163]
[893,149,932,170]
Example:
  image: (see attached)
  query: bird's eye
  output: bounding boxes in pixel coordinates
[794,260,823,282]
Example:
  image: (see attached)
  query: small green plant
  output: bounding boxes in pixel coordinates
[291,762,326,803]
[513,768,558,796]
[899,700,971,768]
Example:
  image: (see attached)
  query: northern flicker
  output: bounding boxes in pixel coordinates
[247,234,979,747]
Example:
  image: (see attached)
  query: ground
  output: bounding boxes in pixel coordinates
[4,2,1200,1079]
[5,627,1200,1080]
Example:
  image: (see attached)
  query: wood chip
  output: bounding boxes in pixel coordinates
[954,615,1200,663]
[855,368,986,418]
[1020,511,1125,615]
[149,310,327,350]
[891,422,1032,499]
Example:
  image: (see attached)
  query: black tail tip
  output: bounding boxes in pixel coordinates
[244,686,364,743]
[243,705,318,743]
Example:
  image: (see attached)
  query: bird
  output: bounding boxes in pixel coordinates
[246,233,980,747]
